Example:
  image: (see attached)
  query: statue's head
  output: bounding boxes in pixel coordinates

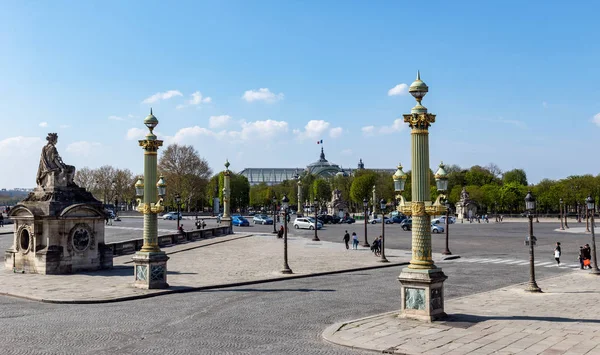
[46,133,58,144]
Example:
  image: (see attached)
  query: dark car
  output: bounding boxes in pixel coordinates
[340,216,355,224]
[387,215,406,224]
[318,215,340,224]
[400,218,412,231]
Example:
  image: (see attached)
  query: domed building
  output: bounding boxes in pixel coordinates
[239,148,392,186]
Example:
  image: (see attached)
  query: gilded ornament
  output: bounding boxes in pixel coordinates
[412,202,426,216]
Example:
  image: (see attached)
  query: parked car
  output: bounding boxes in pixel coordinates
[162,212,182,220]
[318,215,340,224]
[431,223,445,233]
[387,215,406,224]
[400,219,412,231]
[432,216,456,225]
[293,217,323,230]
[369,216,390,224]
[232,215,250,227]
[253,214,273,225]
[340,216,355,224]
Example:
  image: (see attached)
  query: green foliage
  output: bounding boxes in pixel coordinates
[350,172,377,204]
[464,165,498,186]
[503,169,528,186]
[312,178,331,204]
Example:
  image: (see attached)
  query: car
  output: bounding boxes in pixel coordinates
[431,224,444,233]
[340,216,355,224]
[400,219,412,231]
[387,215,406,224]
[432,216,456,225]
[317,215,340,224]
[232,215,250,226]
[293,217,323,230]
[162,212,182,220]
[370,216,390,224]
[253,214,273,225]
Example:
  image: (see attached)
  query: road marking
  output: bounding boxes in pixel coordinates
[504,260,525,264]
[534,261,553,266]
[490,259,515,264]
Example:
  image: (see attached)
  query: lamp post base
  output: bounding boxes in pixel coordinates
[378,257,389,263]
[398,267,447,322]
[221,217,232,234]
[312,236,320,241]
[132,251,169,289]
[442,250,452,255]
[524,282,542,293]
[589,268,600,275]
[281,267,293,274]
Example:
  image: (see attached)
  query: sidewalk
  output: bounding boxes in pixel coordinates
[0,233,441,303]
[323,271,600,355]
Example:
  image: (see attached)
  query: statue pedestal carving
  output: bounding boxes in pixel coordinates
[398,267,447,322]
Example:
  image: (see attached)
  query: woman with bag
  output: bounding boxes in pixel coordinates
[554,242,561,266]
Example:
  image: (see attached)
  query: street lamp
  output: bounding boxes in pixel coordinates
[524,191,541,292]
[397,72,448,321]
[393,163,407,208]
[559,198,564,230]
[272,195,278,234]
[435,162,451,255]
[564,197,570,229]
[443,200,452,255]
[379,198,388,263]
[132,109,169,289]
[313,197,320,241]
[362,197,369,247]
[175,193,182,231]
[281,194,293,274]
[585,196,600,275]
[295,172,303,216]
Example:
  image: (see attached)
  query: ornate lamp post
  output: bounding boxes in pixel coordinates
[559,198,564,230]
[313,197,320,241]
[272,195,277,234]
[379,198,388,263]
[132,109,169,289]
[434,162,450,255]
[393,163,407,212]
[397,72,448,321]
[586,196,600,275]
[362,197,369,247]
[295,173,303,216]
[222,160,232,231]
[564,198,570,229]
[524,191,541,292]
[577,201,582,223]
[372,185,377,219]
[281,194,293,274]
[175,193,182,230]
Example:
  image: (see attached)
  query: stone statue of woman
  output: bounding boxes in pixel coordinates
[36,133,76,187]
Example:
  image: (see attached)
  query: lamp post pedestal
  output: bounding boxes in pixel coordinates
[133,251,170,289]
[398,268,447,322]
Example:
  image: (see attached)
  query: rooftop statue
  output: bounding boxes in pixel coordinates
[36,133,76,188]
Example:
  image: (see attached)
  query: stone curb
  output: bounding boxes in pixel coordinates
[321,270,579,354]
[1,259,409,305]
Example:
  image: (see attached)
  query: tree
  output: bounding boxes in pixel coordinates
[503,169,528,186]
[464,165,497,186]
[313,178,332,205]
[158,144,212,212]
[74,167,96,191]
[350,172,377,205]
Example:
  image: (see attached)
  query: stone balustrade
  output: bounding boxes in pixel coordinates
[107,226,233,256]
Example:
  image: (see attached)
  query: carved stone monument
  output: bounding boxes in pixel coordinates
[4,133,113,274]
[327,189,348,218]
[455,187,478,222]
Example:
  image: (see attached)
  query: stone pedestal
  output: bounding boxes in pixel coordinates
[398,267,448,322]
[221,217,232,233]
[132,251,169,289]
[4,186,113,274]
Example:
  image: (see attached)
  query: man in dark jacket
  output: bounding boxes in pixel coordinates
[343,231,350,249]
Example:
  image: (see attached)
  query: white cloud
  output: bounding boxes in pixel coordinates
[242,88,284,103]
[329,127,343,138]
[169,119,289,144]
[388,83,408,96]
[126,127,147,140]
[108,115,124,121]
[362,126,375,135]
[592,113,600,127]
[142,90,183,104]
[209,115,231,129]
[295,120,330,140]
[189,91,211,105]
[128,114,135,118]
[0,136,44,188]
[66,141,101,156]
[0,136,43,155]
[379,118,405,134]
[39,122,48,127]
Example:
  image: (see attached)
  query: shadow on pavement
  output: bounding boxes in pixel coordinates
[200,288,336,293]
[441,313,600,328]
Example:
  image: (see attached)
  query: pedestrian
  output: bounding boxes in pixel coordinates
[579,246,585,269]
[582,244,592,269]
[554,242,561,266]
[0,212,4,227]
[343,230,350,250]
[352,232,359,250]
[216,214,221,224]
[371,236,381,256]
[178,224,185,236]
[278,225,284,239]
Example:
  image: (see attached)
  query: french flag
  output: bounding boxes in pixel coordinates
[316,139,323,144]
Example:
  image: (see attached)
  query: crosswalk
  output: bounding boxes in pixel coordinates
[106,226,175,233]
[441,257,582,269]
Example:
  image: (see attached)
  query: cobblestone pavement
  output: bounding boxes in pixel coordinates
[323,271,600,354]
[0,232,419,302]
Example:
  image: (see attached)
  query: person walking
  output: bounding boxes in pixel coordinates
[343,230,350,250]
[554,242,561,266]
[582,244,592,269]
[277,225,284,239]
[579,246,585,269]
[351,232,359,250]
[0,212,4,227]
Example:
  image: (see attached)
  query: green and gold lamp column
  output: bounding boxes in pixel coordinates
[222,160,232,232]
[132,109,170,289]
[397,72,448,322]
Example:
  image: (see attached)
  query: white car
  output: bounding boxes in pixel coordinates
[162,212,182,220]
[431,224,445,233]
[432,216,456,225]
[293,217,323,230]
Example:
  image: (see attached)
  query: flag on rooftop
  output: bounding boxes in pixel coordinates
[317,139,323,144]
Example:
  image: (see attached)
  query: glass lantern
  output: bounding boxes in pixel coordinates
[135,178,144,198]
[524,191,536,211]
[156,176,167,198]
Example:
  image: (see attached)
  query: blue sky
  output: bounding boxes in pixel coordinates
[1,1,600,188]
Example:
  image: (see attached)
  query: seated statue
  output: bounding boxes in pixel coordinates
[36,133,76,188]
